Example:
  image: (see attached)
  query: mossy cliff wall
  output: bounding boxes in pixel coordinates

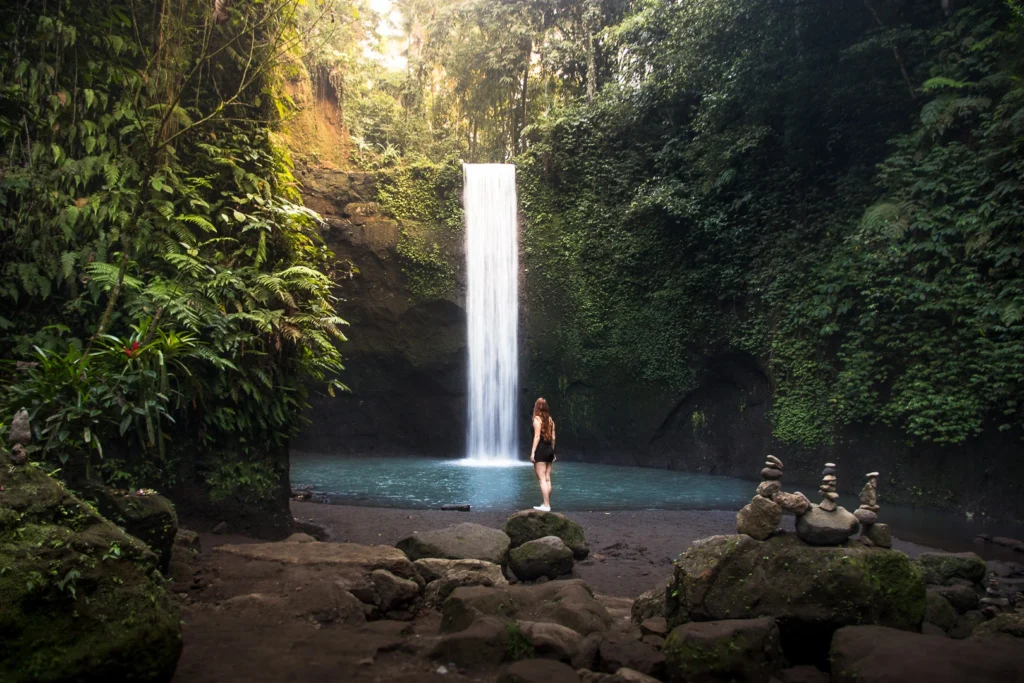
[292,162,469,456]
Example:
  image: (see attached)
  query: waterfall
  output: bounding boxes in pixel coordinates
[464,163,519,464]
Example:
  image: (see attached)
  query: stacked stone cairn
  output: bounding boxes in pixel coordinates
[818,462,840,511]
[736,455,811,541]
[6,408,30,465]
[855,472,892,548]
[795,463,860,546]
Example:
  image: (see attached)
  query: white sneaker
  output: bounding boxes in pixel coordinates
[533,505,551,512]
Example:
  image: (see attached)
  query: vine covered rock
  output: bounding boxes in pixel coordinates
[0,464,182,682]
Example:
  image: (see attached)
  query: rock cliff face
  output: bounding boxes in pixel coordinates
[292,166,468,457]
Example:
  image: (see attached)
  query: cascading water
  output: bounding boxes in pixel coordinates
[464,163,519,464]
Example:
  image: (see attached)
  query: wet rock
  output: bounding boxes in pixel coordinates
[596,632,665,678]
[736,495,782,541]
[518,620,584,662]
[212,521,228,534]
[631,588,664,624]
[863,522,892,549]
[174,528,201,553]
[397,522,511,565]
[510,536,575,581]
[0,462,181,682]
[371,569,420,613]
[831,625,1024,683]
[986,560,1024,579]
[423,560,508,605]
[498,659,581,683]
[992,537,1024,552]
[795,504,858,545]
[931,584,980,614]
[665,534,925,631]
[772,491,811,516]
[506,510,589,560]
[925,591,958,632]
[915,552,987,585]
[664,617,782,682]
[757,480,781,498]
[441,504,471,511]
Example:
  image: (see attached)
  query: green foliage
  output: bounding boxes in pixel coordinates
[0,0,346,488]
[205,459,282,504]
[519,0,1024,446]
[504,622,535,661]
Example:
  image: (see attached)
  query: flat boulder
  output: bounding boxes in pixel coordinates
[665,534,924,631]
[796,504,859,545]
[518,620,585,662]
[397,522,511,565]
[371,569,420,613]
[830,625,1024,682]
[430,616,516,670]
[510,536,575,580]
[506,510,589,560]
[216,540,421,583]
[663,617,782,682]
[0,464,182,683]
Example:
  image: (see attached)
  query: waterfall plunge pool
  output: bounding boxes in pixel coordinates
[290,453,1024,555]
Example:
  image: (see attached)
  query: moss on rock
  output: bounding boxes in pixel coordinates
[505,510,589,560]
[0,464,182,682]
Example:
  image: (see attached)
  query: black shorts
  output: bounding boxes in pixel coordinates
[534,442,555,464]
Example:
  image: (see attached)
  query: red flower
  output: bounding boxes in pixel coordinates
[124,341,141,358]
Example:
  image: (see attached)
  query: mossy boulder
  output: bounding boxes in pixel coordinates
[509,536,575,581]
[665,534,925,633]
[506,510,589,560]
[82,483,179,574]
[914,552,987,586]
[663,617,783,682]
[924,591,958,632]
[0,464,182,682]
[970,611,1024,642]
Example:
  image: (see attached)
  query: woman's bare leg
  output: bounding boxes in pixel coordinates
[534,462,547,507]
[541,462,552,508]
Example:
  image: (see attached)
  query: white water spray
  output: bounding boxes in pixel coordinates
[464,164,519,464]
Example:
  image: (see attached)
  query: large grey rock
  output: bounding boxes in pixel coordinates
[371,568,420,613]
[422,559,508,605]
[663,617,783,682]
[510,536,575,581]
[735,495,782,541]
[915,552,987,585]
[796,504,859,545]
[397,522,511,565]
[506,510,589,560]
[831,625,1024,682]
[0,461,181,683]
[665,534,925,631]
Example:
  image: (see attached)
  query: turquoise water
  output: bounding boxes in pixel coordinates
[290,454,753,512]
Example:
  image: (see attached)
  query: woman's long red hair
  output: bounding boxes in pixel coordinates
[533,398,553,441]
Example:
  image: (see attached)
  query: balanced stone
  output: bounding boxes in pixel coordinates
[822,467,837,475]
[825,463,837,468]
[820,499,838,512]
[859,476,879,509]
[854,508,878,525]
[766,455,783,468]
[825,492,839,500]
[736,495,783,541]
[823,475,837,482]
[757,480,782,498]
[8,409,31,446]
[796,504,859,545]
[761,467,783,480]
[764,461,782,470]
[864,522,892,548]
[772,491,811,516]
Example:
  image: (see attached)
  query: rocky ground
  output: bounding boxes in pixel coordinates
[164,503,962,683]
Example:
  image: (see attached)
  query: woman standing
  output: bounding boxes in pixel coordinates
[530,398,556,511]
